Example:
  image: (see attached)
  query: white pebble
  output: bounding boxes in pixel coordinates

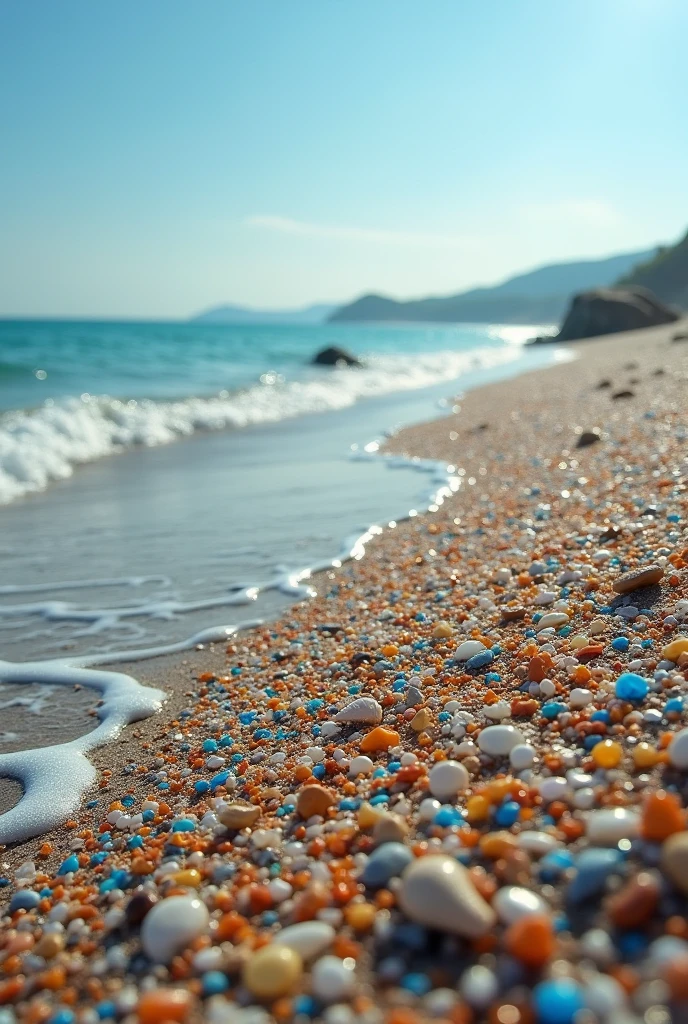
[477,725,524,757]
[311,956,356,1003]
[428,761,469,801]
[349,756,375,776]
[141,895,209,964]
[276,921,335,960]
[493,886,548,925]
[669,728,688,769]
[455,640,487,661]
[586,808,640,845]
[460,965,499,1009]
[509,744,536,771]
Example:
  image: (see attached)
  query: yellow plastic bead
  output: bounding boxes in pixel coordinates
[381,644,399,658]
[592,739,623,769]
[487,778,513,803]
[345,902,377,931]
[465,795,491,823]
[357,801,381,830]
[172,869,202,888]
[632,742,660,769]
[243,944,303,1000]
[662,637,688,662]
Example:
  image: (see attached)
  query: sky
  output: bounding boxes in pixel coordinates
[0,0,687,319]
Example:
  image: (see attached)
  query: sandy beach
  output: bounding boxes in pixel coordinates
[3,318,688,1021]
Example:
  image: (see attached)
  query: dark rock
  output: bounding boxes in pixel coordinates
[125,890,158,926]
[312,346,363,367]
[612,389,635,400]
[552,287,679,343]
[576,429,601,449]
[596,379,612,389]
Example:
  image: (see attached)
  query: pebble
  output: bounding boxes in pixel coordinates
[661,832,688,894]
[398,854,496,937]
[334,697,382,724]
[218,803,260,829]
[361,842,413,888]
[668,727,688,769]
[242,944,303,1000]
[492,885,548,924]
[141,895,210,963]
[296,784,335,819]
[427,759,469,800]
[567,848,623,904]
[310,956,356,1003]
[586,808,641,845]
[663,636,688,662]
[612,563,664,594]
[536,612,569,632]
[454,640,487,661]
[509,743,536,770]
[275,921,335,960]
[477,724,524,757]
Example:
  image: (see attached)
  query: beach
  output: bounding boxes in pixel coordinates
[3,318,688,1022]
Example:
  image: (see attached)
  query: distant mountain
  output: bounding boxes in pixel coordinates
[191,303,335,325]
[329,248,657,324]
[617,228,688,308]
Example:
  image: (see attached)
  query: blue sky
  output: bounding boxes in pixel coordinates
[1,0,686,318]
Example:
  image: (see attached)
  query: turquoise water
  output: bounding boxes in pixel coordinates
[0,318,549,410]
[0,318,556,505]
[0,317,565,661]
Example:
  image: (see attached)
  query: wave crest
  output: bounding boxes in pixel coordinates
[0,345,522,505]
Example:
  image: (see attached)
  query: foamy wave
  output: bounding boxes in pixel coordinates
[0,345,520,505]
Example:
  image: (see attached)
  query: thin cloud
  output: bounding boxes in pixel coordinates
[521,199,621,226]
[244,214,475,249]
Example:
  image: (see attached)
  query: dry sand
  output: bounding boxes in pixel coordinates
[2,317,686,874]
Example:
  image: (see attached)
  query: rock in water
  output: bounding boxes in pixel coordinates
[399,854,496,937]
[312,346,362,367]
[141,894,210,963]
[548,286,677,342]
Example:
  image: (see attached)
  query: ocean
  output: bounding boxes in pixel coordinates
[0,319,565,667]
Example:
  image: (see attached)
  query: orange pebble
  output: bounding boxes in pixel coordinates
[137,988,193,1024]
[641,790,685,842]
[505,914,555,967]
[359,727,400,752]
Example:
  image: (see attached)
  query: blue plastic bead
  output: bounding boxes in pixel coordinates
[401,973,432,996]
[171,818,196,832]
[615,672,649,701]
[611,637,630,652]
[494,801,520,827]
[533,978,584,1024]
[202,971,229,996]
[58,855,79,875]
[361,842,413,888]
[9,889,41,913]
[465,650,494,671]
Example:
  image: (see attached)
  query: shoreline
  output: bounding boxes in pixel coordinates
[3,318,688,1020]
[1,319,684,866]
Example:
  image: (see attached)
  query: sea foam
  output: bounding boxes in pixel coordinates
[0,345,521,505]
